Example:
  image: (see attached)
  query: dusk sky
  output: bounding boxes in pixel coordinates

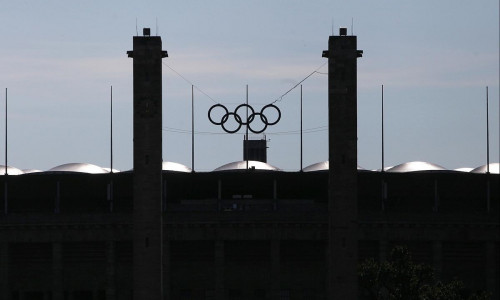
[0,0,498,172]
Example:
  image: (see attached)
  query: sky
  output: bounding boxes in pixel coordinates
[0,0,498,172]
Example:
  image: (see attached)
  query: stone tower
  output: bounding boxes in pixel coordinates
[322,27,363,299]
[127,28,168,300]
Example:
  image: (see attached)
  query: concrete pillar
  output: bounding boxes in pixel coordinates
[432,241,443,280]
[215,240,225,300]
[323,28,363,300]
[0,242,9,300]
[52,242,63,300]
[270,240,280,300]
[485,241,497,298]
[106,241,115,300]
[128,28,168,300]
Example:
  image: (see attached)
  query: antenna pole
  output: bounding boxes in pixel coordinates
[381,84,384,172]
[110,86,113,173]
[486,86,489,173]
[351,18,354,35]
[4,88,7,175]
[246,85,249,170]
[191,85,194,172]
[300,85,303,171]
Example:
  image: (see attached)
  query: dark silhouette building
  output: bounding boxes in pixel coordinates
[323,28,363,299]
[0,29,498,300]
[127,28,168,300]
[243,138,267,163]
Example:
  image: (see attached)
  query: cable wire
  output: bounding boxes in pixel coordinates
[164,60,328,107]
[163,62,218,104]
[270,61,328,104]
[162,125,327,136]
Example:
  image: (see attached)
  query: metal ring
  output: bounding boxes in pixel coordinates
[234,104,255,125]
[208,103,280,134]
[247,112,268,134]
[260,104,281,125]
[208,104,228,125]
[220,112,242,134]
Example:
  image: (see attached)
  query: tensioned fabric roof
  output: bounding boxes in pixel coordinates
[471,163,500,174]
[302,161,366,172]
[2,161,500,174]
[386,161,446,173]
[162,161,192,173]
[213,160,280,171]
[0,165,24,175]
[47,163,108,174]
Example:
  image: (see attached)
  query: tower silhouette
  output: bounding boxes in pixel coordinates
[323,27,363,299]
[127,28,168,300]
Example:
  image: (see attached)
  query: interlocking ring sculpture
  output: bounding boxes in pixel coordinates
[208,103,281,134]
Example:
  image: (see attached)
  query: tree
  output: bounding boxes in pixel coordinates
[358,246,490,300]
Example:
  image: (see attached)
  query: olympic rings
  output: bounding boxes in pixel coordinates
[208,103,281,134]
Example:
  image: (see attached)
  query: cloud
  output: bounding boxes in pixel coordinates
[0,56,129,83]
[359,50,498,89]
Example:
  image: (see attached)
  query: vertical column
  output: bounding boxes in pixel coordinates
[485,241,497,298]
[215,240,225,300]
[0,242,9,300]
[322,28,363,299]
[270,240,280,300]
[432,241,443,280]
[106,241,115,300]
[52,242,63,300]
[128,28,168,300]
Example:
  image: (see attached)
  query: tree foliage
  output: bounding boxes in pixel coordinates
[358,246,490,300]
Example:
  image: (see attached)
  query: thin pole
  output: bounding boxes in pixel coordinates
[109,86,113,212]
[486,86,489,173]
[191,85,194,172]
[110,86,113,173]
[4,88,7,175]
[300,85,303,171]
[381,84,385,211]
[3,88,6,214]
[246,85,249,170]
[381,85,384,172]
